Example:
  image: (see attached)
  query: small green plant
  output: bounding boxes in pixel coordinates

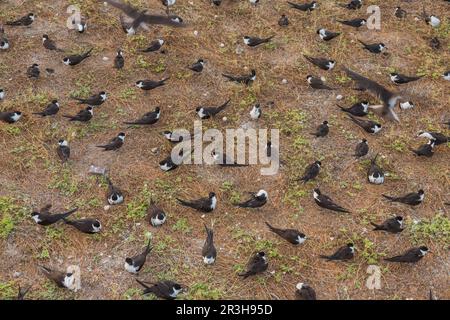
[408,214,450,244]
[0,281,16,299]
[186,283,223,300]
[172,217,192,234]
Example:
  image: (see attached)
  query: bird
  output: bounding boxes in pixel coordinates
[136,279,183,300]
[313,189,350,213]
[188,59,205,73]
[97,132,125,151]
[306,75,334,90]
[278,14,289,26]
[159,149,185,171]
[105,177,124,205]
[337,101,369,116]
[339,0,362,10]
[394,7,407,19]
[42,35,64,51]
[243,35,274,47]
[6,13,35,26]
[310,121,329,137]
[212,0,222,6]
[429,37,440,50]
[161,0,176,15]
[303,55,336,71]
[33,100,60,116]
[399,101,414,110]
[384,246,429,263]
[140,39,164,52]
[417,131,449,145]
[337,18,366,28]
[317,28,340,41]
[354,138,369,157]
[239,252,268,279]
[63,48,93,66]
[287,1,318,12]
[371,216,403,233]
[0,88,4,100]
[320,243,355,261]
[177,192,217,212]
[17,285,32,300]
[358,40,386,54]
[196,99,231,119]
[368,153,384,185]
[124,107,160,125]
[147,200,167,227]
[31,205,78,226]
[72,91,107,106]
[298,160,321,183]
[114,49,124,69]
[202,224,217,265]
[56,139,70,163]
[63,106,93,122]
[295,283,316,300]
[162,130,191,143]
[63,218,102,234]
[27,63,40,79]
[236,190,268,208]
[124,239,152,273]
[249,103,262,120]
[136,78,169,91]
[249,0,259,6]
[382,189,425,206]
[265,222,306,245]
[73,19,87,33]
[222,69,256,85]
[390,73,423,85]
[421,6,440,28]
[38,265,74,289]
[443,71,450,81]
[0,111,22,123]
[344,68,401,122]
[211,151,247,167]
[347,115,382,134]
[0,25,9,50]
[411,140,435,157]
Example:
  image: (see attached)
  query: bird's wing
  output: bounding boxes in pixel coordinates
[103,0,141,18]
[140,14,185,27]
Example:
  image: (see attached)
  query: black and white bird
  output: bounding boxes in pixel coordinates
[106,177,124,205]
[72,91,107,106]
[306,75,334,90]
[313,189,350,213]
[310,121,329,137]
[358,40,386,54]
[344,68,401,122]
[188,59,205,73]
[177,192,217,213]
[124,107,160,125]
[56,139,70,163]
[33,100,60,116]
[162,130,191,143]
[0,111,22,123]
[265,222,306,245]
[337,18,366,28]
[411,140,435,157]
[124,239,152,273]
[73,19,87,33]
[0,88,5,100]
[6,13,35,26]
[211,151,248,167]
[114,49,124,69]
[136,279,183,300]
[239,252,268,279]
[63,218,102,234]
[147,200,167,227]
[196,99,231,119]
[382,189,425,206]
[31,205,78,226]
[97,132,125,151]
[159,149,185,172]
[140,39,164,52]
[278,14,289,26]
[390,73,423,85]
[339,0,362,10]
[399,101,414,110]
[320,243,355,261]
[347,115,382,134]
[243,35,274,47]
[42,35,63,51]
[443,71,450,81]
[298,160,321,183]
[394,7,407,19]
[421,6,441,28]
[417,131,449,145]
[38,265,74,289]
[63,106,93,122]
[303,55,335,71]
[368,153,384,184]
[317,28,340,41]
[161,0,176,15]
[236,190,268,208]
[371,216,403,233]
[27,63,40,79]
[136,78,169,91]
[63,48,92,66]
[249,0,259,6]
[202,224,217,265]
[0,25,9,50]
[337,101,369,116]
[249,103,262,120]
[384,246,429,263]
[222,69,256,85]
[354,138,369,157]
[287,1,318,12]
[295,283,316,300]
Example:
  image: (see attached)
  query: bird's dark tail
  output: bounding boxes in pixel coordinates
[264,35,275,42]
[135,278,152,290]
[370,222,382,230]
[204,224,214,242]
[6,21,21,26]
[32,112,45,116]
[336,104,349,113]
[382,194,396,201]
[319,255,331,260]
[217,99,231,112]
[222,74,235,81]
[58,208,78,220]
[357,39,367,46]
[238,271,250,279]
[159,77,170,84]
[82,48,93,58]
[176,198,194,207]
[144,239,152,255]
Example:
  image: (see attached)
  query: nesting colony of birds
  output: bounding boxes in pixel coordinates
[0,0,449,300]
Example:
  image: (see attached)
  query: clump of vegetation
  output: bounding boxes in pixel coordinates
[0,197,28,238]
[186,282,224,300]
[408,214,450,244]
